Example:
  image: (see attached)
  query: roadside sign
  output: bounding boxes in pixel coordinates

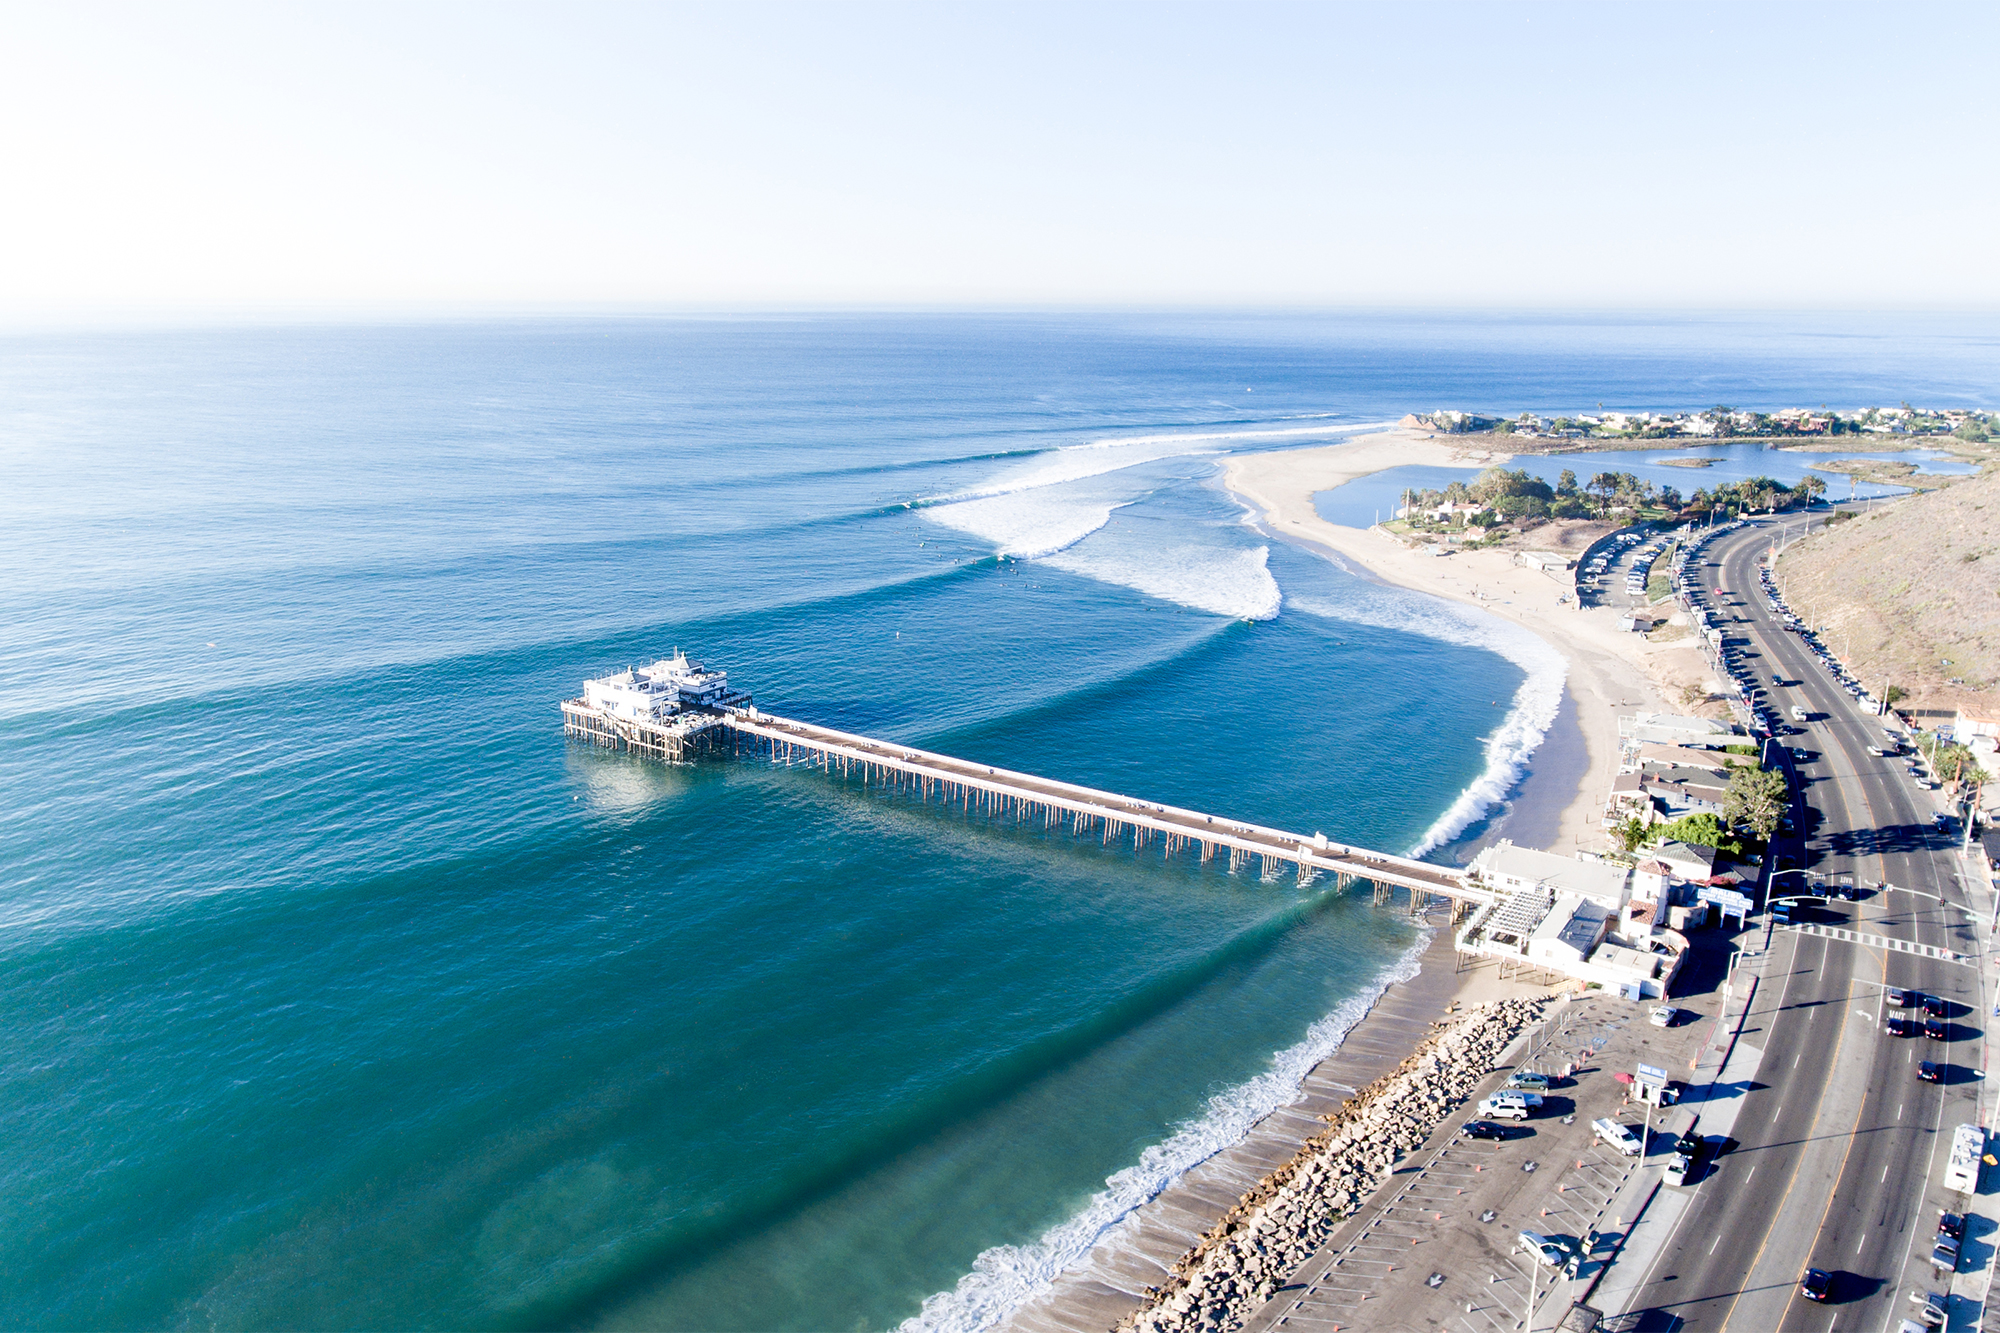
[1636,1063,1669,1087]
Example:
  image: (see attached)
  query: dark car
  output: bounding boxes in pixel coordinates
[1922,994,1949,1018]
[1799,1267,1834,1302]
[1926,1018,1949,1041]
[1462,1120,1508,1141]
[1940,1211,1967,1241]
[1919,1061,1943,1084]
[1887,1015,1918,1037]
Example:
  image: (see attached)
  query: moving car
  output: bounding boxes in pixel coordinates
[1922,994,1948,1018]
[1919,1061,1943,1084]
[1799,1267,1834,1302]
[1887,1015,1918,1037]
[1886,987,1911,1008]
[1926,1018,1949,1041]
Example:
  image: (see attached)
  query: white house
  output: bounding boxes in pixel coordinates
[1468,840,1632,910]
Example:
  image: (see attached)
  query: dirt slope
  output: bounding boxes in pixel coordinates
[1775,468,2000,712]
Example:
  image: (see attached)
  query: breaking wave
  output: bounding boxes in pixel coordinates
[1286,588,1568,856]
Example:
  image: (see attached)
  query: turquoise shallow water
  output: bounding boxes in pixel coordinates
[2,312,1996,1330]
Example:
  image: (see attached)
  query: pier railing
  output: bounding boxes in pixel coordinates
[719,708,1488,906]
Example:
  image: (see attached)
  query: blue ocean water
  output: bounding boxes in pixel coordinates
[2,312,1996,1332]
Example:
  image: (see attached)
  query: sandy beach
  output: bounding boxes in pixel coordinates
[1225,427,1714,854]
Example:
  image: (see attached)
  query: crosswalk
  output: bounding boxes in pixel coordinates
[1787,921,1972,966]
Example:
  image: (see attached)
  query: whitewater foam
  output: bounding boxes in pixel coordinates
[1045,542,1282,621]
[897,931,1430,1333]
[925,493,1129,559]
[1285,588,1567,856]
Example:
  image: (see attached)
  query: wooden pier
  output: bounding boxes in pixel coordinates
[718,708,1489,908]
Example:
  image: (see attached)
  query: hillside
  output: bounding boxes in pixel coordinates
[1775,468,2000,713]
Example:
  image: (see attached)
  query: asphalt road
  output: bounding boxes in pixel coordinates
[1605,514,1987,1333]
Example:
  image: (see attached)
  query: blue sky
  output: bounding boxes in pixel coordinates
[3,2,1994,315]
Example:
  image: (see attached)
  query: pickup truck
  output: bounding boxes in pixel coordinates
[1593,1118,1644,1156]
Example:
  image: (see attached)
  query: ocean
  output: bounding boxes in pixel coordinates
[2,311,1995,1331]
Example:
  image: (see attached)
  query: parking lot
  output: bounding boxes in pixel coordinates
[1241,981,1719,1333]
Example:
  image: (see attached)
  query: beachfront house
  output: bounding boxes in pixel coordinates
[1638,763,1729,817]
[1454,849,1686,1001]
[1652,840,1719,882]
[1465,840,1632,910]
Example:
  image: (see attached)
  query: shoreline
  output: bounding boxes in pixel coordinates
[1225,427,1703,855]
[998,928,1556,1333]
[993,427,1682,1333]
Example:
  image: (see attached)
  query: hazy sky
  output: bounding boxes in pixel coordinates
[4,2,1995,316]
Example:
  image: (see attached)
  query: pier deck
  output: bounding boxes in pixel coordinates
[722,709,1487,905]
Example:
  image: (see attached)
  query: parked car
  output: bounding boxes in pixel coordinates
[1939,1212,1967,1242]
[1931,1236,1960,1272]
[1462,1120,1509,1142]
[1517,1230,1568,1268]
[1505,1071,1553,1092]
[1649,1006,1678,1028]
[1593,1118,1644,1156]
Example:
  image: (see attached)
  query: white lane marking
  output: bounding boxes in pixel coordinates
[1795,1051,1802,1068]
[1746,1166,1756,1183]
[1709,1233,1722,1254]
[1857,1231,1866,1252]
[1899,1103,1904,1120]
[1883,1161,1891,1182]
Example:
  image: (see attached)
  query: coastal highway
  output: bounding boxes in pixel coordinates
[1605,512,1988,1333]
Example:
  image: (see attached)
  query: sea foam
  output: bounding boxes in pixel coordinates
[896,931,1430,1333]
[1045,543,1282,621]
[924,425,1346,618]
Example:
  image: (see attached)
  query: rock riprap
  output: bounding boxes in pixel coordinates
[1115,995,1550,1333]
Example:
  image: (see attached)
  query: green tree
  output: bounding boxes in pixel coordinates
[1650,812,1744,859]
[1557,468,1579,496]
[1724,764,1789,840]
[1610,815,1652,854]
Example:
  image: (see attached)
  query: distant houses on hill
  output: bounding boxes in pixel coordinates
[1399,405,1996,442]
